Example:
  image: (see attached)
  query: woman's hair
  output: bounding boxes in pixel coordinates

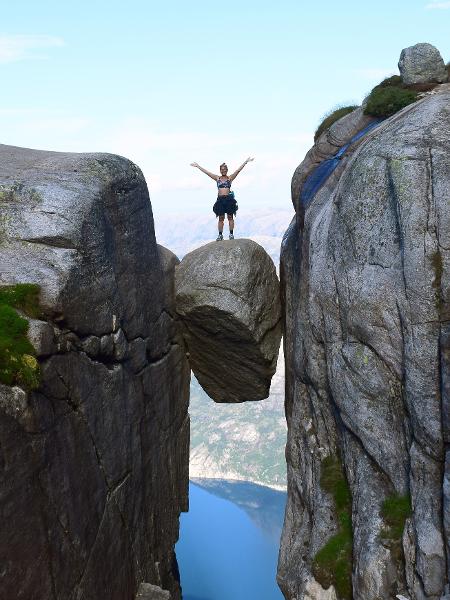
[220,163,228,169]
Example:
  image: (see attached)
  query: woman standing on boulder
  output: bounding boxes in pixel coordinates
[190,158,254,240]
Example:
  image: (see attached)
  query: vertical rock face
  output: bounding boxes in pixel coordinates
[278,87,450,599]
[0,145,190,600]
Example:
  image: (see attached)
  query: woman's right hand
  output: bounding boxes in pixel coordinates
[190,162,199,168]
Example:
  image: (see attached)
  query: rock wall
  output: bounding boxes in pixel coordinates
[0,145,190,599]
[278,87,450,599]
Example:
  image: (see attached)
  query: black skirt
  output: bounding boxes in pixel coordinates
[213,192,238,216]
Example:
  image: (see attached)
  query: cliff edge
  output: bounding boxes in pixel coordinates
[0,145,189,600]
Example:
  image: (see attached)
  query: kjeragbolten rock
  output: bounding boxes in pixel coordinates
[175,239,282,403]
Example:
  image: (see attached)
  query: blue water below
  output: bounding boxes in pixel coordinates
[176,480,287,600]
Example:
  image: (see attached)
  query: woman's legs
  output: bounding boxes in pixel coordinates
[227,214,234,238]
[216,215,225,240]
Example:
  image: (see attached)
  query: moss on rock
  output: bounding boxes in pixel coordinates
[312,456,353,599]
[364,86,418,118]
[0,284,41,390]
[381,493,412,542]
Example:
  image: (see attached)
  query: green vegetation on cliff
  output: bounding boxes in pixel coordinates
[380,492,412,568]
[312,456,352,599]
[381,493,412,542]
[363,75,433,118]
[314,106,358,142]
[364,85,418,118]
[0,284,41,390]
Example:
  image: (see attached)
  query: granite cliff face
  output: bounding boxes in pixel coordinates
[0,145,189,600]
[278,86,450,599]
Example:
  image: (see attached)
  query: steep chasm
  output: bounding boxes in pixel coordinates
[278,86,450,600]
[175,239,282,403]
[0,144,189,600]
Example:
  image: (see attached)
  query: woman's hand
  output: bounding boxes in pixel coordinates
[229,157,254,181]
[190,163,219,180]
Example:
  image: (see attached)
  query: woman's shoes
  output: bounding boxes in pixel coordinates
[215,233,234,241]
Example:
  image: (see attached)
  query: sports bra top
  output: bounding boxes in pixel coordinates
[217,177,231,189]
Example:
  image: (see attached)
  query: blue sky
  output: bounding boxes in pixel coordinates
[1,0,449,220]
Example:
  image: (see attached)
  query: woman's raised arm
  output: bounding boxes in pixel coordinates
[229,157,254,182]
[190,162,218,181]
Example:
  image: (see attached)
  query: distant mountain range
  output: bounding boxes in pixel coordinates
[156,209,292,489]
[155,208,294,265]
[189,356,287,489]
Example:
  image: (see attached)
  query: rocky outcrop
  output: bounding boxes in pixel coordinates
[279,85,450,599]
[175,239,282,403]
[399,43,448,85]
[135,583,171,599]
[0,145,190,599]
[291,107,377,214]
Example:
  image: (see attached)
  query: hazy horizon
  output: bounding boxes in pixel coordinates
[1,1,449,222]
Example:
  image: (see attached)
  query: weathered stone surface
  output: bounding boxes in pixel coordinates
[135,582,171,599]
[399,43,448,85]
[27,318,56,356]
[0,145,190,599]
[291,107,377,214]
[279,88,450,599]
[175,239,281,403]
[81,334,101,358]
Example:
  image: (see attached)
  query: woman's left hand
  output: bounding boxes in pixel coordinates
[246,157,254,163]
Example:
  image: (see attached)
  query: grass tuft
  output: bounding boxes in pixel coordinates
[380,493,411,567]
[376,75,403,88]
[0,284,41,390]
[364,86,418,118]
[312,456,353,599]
[314,106,358,142]
[381,494,412,542]
[0,284,42,318]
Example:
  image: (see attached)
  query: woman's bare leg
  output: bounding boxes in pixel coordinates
[227,214,234,238]
[218,215,225,233]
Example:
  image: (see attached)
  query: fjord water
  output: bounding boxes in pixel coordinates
[176,480,286,600]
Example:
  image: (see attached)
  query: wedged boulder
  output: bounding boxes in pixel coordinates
[175,239,281,403]
[279,84,450,599]
[0,144,189,600]
[399,42,448,85]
